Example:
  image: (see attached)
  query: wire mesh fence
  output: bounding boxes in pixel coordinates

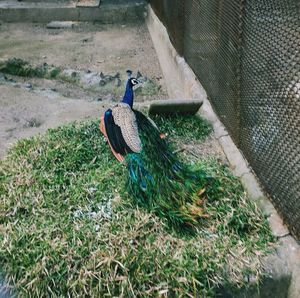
[150,0,300,239]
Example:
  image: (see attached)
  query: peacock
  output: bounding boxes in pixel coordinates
[99,71,209,230]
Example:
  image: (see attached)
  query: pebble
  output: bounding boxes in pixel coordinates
[115,78,121,87]
[24,83,32,89]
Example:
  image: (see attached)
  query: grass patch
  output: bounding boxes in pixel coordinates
[152,114,212,142]
[0,116,274,297]
[48,67,62,79]
[0,58,47,78]
[0,58,62,80]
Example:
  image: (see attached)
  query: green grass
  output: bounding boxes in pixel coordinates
[0,116,274,297]
[0,58,48,78]
[152,114,212,142]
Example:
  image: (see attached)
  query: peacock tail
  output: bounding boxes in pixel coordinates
[100,73,210,230]
[125,110,208,230]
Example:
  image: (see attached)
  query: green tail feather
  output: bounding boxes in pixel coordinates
[125,111,210,230]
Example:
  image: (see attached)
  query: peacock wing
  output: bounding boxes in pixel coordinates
[112,103,142,153]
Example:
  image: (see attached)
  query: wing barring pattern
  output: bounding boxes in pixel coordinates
[112,103,142,153]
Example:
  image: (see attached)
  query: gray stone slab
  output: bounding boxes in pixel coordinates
[46,21,75,29]
[149,99,203,115]
[256,197,277,217]
[213,120,228,139]
[268,213,290,237]
[76,0,101,7]
[0,1,74,9]
[240,172,264,200]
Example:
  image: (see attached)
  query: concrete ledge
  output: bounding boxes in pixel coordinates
[76,0,101,7]
[0,1,146,23]
[149,99,203,115]
[146,5,300,297]
[46,21,75,29]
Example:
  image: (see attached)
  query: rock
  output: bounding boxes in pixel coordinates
[99,80,106,86]
[24,118,42,128]
[81,37,93,43]
[46,21,75,29]
[0,73,6,82]
[115,78,122,87]
[24,83,32,89]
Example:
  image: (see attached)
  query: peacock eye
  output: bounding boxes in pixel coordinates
[131,79,138,85]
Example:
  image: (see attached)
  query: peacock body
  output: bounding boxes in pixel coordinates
[100,72,208,230]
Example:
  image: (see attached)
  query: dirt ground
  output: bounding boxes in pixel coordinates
[0,22,168,158]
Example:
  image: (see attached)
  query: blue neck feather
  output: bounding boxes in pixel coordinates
[122,79,133,108]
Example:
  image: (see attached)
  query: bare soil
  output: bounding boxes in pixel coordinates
[0,22,168,158]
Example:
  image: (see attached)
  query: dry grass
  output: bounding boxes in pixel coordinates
[0,116,274,297]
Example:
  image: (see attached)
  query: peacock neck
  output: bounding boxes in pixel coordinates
[122,80,133,108]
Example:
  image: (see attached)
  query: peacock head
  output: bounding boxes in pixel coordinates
[126,70,141,90]
[129,78,139,89]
